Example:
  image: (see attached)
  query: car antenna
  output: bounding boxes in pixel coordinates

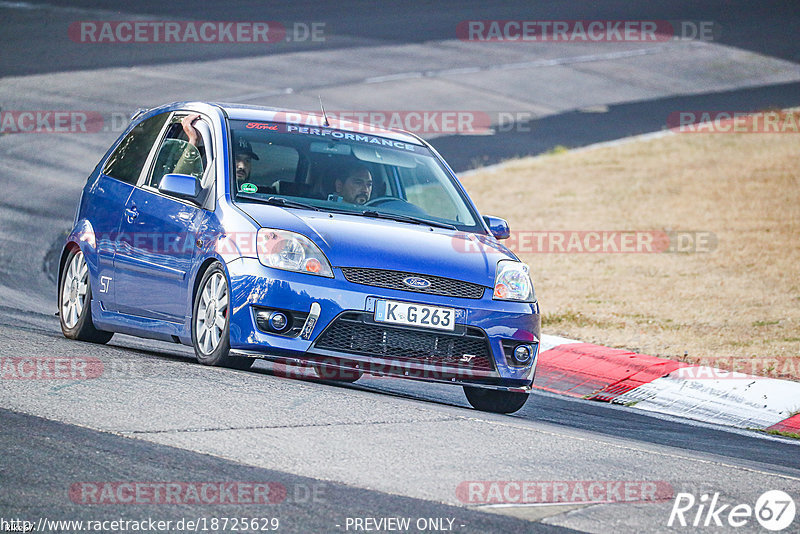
[318,95,330,127]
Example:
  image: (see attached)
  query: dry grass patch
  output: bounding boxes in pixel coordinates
[461,130,800,379]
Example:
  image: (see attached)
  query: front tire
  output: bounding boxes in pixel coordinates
[191,264,253,370]
[463,386,529,414]
[59,248,113,344]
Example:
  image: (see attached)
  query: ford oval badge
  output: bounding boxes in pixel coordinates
[403,276,431,289]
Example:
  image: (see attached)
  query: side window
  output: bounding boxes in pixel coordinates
[147,116,209,189]
[103,113,168,185]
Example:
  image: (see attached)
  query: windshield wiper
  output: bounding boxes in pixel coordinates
[359,210,456,230]
[265,196,321,211]
[237,193,320,211]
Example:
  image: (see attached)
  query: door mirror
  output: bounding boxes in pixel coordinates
[483,215,510,240]
[159,173,201,204]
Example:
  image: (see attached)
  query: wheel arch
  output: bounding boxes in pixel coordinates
[191,257,226,309]
[57,241,81,297]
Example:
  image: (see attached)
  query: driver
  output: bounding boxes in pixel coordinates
[335,166,373,205]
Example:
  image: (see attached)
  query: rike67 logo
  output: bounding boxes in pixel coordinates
[668,490,796,531]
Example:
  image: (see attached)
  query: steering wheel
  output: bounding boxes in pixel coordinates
[364,196,404,207]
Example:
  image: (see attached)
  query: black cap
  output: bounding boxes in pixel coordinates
[235,137,260,160]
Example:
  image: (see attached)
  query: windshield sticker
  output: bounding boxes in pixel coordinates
[285,124,420,152]
[245,122,278,130]
[239,183,258,193]
[235,120,424,154]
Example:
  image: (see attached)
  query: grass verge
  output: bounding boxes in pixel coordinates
[461,125,799,380]
[762,429,800,441]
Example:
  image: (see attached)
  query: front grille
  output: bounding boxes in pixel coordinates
[341,268,485,299]
[313,312,495,372]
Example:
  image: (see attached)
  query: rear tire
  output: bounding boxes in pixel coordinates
[191,264,254,371]
[58,248,113,344]
[463,386,529,414]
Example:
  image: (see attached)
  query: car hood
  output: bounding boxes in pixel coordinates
[237,204,516,286]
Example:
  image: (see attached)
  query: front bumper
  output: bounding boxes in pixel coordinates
[225,258,540,389]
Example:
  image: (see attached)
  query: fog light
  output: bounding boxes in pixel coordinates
[268,312,288,331]
[513,345,533,364]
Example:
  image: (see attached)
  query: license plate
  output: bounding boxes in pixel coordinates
[374,300,456,331]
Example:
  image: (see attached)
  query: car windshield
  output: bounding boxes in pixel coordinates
[228,119,480,231]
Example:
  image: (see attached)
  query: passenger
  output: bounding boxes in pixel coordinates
[168,113,205,180]
[181,113,259,190]
[231,136,260,188]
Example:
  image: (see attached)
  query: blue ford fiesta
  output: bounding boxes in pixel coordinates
[58,102,540,413]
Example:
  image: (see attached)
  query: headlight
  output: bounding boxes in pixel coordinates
[493,260,535,302]
[256,228,334,277]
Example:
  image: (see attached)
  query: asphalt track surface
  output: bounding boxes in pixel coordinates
[1,2,800,533]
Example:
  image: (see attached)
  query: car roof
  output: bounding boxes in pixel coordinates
[211,102,424,146]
